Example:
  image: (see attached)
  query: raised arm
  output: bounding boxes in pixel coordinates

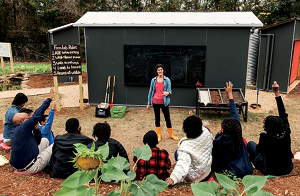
[41,101,56,135]
[272,81,290,133]
[224,81,241,124]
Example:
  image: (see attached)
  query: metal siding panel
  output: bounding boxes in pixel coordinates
[126,87,149,105]
[262,23,294,92]
[295,20,300,40]
[256,37,268,90]
[206,28,250,95]
[52,27,80,44]
[85,27,126,105]
[124,28,164,45]
[164,28,207,45]
[86,27,250,107]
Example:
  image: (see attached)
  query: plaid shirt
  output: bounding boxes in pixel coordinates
[133,147,171,181]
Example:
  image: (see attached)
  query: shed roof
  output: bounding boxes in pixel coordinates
[259,17,300,30]
[73,11,263,27]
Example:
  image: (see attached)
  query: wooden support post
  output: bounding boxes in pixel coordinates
[53,76,60,111]
[1,57,4,71]
[9,43,14,73]
[79,75,83,110]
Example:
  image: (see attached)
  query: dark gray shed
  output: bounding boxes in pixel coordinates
[257,18,300,93]
[48,12,263,107]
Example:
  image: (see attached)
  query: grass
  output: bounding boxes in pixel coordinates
[0,63,87,76]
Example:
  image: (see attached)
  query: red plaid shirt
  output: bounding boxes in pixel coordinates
[133,147,171,181]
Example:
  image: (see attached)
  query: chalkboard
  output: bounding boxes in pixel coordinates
[51,44,82,76]
[124,45,206,87]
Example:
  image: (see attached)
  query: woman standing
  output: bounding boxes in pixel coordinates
[147,64,179,142]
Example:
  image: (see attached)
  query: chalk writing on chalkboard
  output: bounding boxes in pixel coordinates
[124,45,206,87]
[50,45,82,76]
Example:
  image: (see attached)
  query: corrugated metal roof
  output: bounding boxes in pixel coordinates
[259,17,300,30]
[73,11,263,27]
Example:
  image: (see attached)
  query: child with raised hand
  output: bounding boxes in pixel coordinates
[39,101,57,145]
[247,81,293,175]
[212,81,253,178]
[166,115,213,186]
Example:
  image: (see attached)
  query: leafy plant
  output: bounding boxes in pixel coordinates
[217,170,241,195]
[54,143,168,196]
[191,173,274,196]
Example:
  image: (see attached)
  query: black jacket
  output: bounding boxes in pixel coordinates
[255,96,293,175]
[87,138,129,161]
[47,133,93,179]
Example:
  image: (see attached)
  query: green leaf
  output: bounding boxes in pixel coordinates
[61,171,83,188]
[96,142,109,159]
[105,156,130,171]
[129,181,154,196]
[220,189,228,194]
[191,180,218,196]
[126,170,137,182]
[215,173,237,190]
[60,170,96,188]
[144,174,169,194]
[90,142,95,151]
[54,185,88,196]
[254,190,275,196]
[106,192,120,196]
[101,165,129,182]
[74,143,89,152]
[84,187,95,196]
[243,175,268,194]
[133,144,152,161]
[78,170,97,186]
[247,186,259,195]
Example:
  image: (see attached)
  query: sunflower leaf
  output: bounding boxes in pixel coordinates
[101,165,129,182]
[96,142,109,159]
[54,185,88,196]
[74,143,89,153]
[106,156,130,171]
[133,144,152,162]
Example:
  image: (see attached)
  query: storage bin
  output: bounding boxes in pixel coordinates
[110,106,126,118]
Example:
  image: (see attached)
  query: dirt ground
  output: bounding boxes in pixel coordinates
[1,73,300,195]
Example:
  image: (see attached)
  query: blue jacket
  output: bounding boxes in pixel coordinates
[3,105,21,139]
[147,76,172,106]
[212,99,253,178]
[10,98,52,169]
[39,109,55,145]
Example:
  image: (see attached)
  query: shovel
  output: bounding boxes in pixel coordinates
[110,76,115,109]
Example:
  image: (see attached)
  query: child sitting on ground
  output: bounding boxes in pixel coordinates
[38,101,56,145]
[133,130,171,180]
[247,81,293,176]
[166,115,213,186]
[212,81,253,178]
[87,121,128,161]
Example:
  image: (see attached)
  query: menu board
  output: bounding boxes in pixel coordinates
[51,45,82,76]
[0,43,11,57]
